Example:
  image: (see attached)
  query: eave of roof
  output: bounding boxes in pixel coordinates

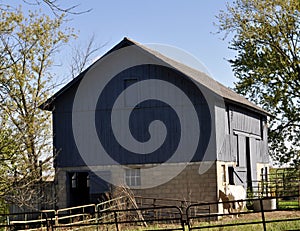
[40,37,271,117]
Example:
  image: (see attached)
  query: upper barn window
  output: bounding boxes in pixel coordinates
[124,78,139,107]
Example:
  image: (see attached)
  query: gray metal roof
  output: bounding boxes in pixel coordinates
[41,37,270,116]
[125,38,269,116]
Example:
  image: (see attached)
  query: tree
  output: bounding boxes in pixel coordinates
[0,6,74,209]
[216,0,300,167]
[0,118,18,196]
[0,0,90,16]
[69,34,104,79]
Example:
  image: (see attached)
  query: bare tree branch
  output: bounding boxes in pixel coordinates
[70,34,107,78]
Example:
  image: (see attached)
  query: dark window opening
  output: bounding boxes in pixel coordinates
[228,166,235,185]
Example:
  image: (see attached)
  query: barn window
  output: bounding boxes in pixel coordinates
[124,79,138,107]
[125,168,141,187]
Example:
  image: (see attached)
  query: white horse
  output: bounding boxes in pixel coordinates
[219,185,246,217]
[227,185,246,213]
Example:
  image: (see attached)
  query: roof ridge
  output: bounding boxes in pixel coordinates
[41,37,270,116]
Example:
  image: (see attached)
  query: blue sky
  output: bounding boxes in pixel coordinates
[16,0,237,88]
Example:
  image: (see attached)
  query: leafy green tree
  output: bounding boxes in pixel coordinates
[0,6,74,209]
[0,118,18,196]
[216,0,300,166]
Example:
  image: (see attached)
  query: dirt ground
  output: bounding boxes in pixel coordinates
[221,210,300,221]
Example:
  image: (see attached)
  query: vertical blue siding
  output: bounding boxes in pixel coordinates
[53,64,216,167]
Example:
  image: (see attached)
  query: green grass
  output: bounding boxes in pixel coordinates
[278,200,300,209]
[189,219,300,231]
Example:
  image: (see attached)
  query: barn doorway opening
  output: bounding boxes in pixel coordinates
[245,137,253,192]
[69,172,90,206]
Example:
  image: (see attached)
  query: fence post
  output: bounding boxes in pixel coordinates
[180,207,185,231]
[298,176,300,207]
[7,215,10,226]
[45,216,49,231]
[114,211,119,231]
[51,215,55,231]
[298,169,300,207]
[275,173,279,207]
[25,213,28,230]
[208,206,211,224]
[95,205,99,231]
[55,209,58,226]
[153,198,156,207]
[259,198,267,231]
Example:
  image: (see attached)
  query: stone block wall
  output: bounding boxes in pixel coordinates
[55,162,218,210]
[55,168,68,209]
[133,162,217,203]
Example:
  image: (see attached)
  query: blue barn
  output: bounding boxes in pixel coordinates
[41,38,269,209]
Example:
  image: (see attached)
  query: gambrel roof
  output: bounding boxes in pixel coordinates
[41,37,270,116]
